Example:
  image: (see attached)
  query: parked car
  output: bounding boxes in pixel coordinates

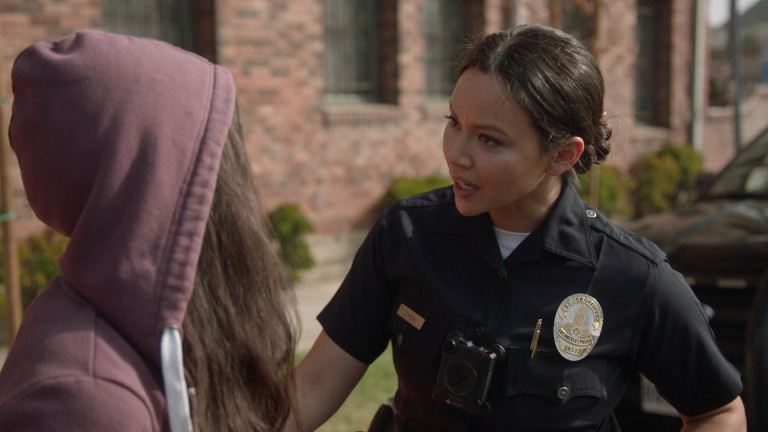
[615,127,768,431]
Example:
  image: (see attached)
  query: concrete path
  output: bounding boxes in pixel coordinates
[294,277,343,352]
[293,231,365,352]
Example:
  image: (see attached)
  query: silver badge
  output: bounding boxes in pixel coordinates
[553,293,603,361]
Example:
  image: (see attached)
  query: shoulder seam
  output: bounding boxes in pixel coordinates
[399,186,455,208]
[588,218,665,265]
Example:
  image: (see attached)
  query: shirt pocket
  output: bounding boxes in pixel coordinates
[505,346,608,405]
[386,300,449,365]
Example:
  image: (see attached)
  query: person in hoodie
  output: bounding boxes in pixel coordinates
[0,30,296,431]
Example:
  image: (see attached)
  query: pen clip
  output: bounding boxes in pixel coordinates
[530,318,542,359]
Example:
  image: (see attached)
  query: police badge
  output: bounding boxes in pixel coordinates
[553,293,603,361]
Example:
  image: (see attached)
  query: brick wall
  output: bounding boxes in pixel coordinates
[0,0,103,237]
[594,0,638,171]
[2,0,755,236]
[214,0,451,232]
[702,84,768,172]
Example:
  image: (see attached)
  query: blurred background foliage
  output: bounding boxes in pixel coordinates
[0,204,320,335]
[378,142,703,223]
[378,174,451,211]
[0,228,68,326]
[268,203,316,281]
[578,165,632,218]
[629,143,703,218]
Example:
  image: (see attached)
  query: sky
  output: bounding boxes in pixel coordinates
[709,0,761,26]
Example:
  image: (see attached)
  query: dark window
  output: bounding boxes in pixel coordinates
[102,0,195,51]
[559,0,598,49]
[423,0,466,98]
[635,0,656,125]
[324,0,379,102]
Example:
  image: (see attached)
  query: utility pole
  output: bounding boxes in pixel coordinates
[730,0,743,151]
[691,0,706,153]
[0,23,23,345]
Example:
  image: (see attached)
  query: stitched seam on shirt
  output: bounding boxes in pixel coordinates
[627,263,658,371]
[589,223,664,264]
[399,186,454,208]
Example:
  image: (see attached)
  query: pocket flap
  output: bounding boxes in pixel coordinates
[505,347,607,404]
[386,301,448,363]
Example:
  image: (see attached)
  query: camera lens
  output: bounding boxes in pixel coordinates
[444,361,477,395]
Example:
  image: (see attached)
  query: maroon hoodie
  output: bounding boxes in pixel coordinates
[0,31,235,431]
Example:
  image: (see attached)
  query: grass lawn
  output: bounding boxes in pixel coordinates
[296,345,398,432]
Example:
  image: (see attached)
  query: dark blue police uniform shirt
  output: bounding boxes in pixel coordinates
[318,184,742,431]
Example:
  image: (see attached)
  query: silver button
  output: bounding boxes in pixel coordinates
[397,333,403,346]
[586,209,597,218]
[557,386,569,400]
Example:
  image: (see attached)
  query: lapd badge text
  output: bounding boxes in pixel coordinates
[553,294,603,361]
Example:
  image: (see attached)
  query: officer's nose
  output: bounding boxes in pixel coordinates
[444,134,472,169]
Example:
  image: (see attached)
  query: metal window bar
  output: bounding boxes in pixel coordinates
[635,0,656,125]
[102,0,194,51]
[423,0,465,97]
[560,0,597,49]
[324,0,378,102]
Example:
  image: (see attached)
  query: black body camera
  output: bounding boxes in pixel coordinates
[431,331,505,414]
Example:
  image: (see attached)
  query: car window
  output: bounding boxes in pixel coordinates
[705,128,768,198]
[745,166,768,193]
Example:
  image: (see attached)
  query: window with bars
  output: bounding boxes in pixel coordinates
[102,0,195,51]
[324,0,379,103]
[423,0,466,98]
[558,0,597,49]
[635,0,657,125]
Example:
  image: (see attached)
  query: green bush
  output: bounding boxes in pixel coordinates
[630,143,702,218]
[268,203,315,281]
[379,174,451,210]
[657,144,703,194]
[0,228,69,324]
[17,229,69,307]
[578,165,632,218]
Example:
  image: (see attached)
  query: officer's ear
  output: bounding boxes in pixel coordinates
[547,137,584,176]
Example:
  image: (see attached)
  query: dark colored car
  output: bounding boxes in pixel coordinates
[615,127,768,431]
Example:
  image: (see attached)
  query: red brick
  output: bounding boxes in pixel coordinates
[2,0,768,237]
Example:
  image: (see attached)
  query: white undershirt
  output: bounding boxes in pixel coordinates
[493,226,530,259]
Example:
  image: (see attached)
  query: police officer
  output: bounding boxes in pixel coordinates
[287,24,746,431]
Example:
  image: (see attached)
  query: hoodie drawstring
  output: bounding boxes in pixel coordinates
[161,326,193,432]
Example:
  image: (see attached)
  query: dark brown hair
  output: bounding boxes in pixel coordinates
[182,105,298,431]
[457,24,612,186]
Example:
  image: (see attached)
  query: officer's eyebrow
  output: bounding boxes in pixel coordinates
[448,101,513,140]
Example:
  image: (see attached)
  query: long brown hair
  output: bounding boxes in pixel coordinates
[182,105,298,431]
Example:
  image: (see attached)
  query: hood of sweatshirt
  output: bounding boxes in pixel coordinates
[9,30,236,379]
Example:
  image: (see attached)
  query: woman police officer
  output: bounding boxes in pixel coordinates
[287,24,746,431]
